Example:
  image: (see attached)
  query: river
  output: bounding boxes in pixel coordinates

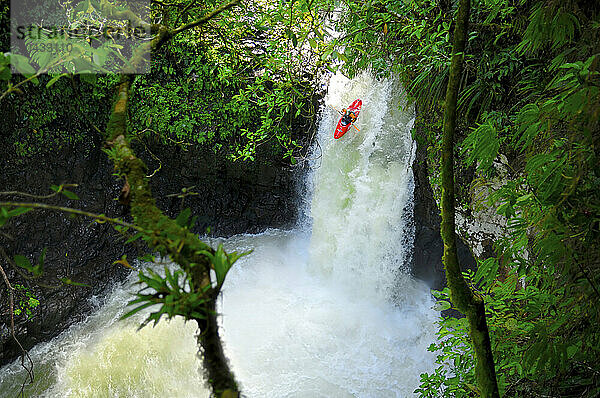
[0,72,439,397]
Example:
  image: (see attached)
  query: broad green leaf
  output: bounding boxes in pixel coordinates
[7,207,32,218]
[11,54,37,75]
[121,301,156,320]
[14,255,33,271]
[61,189,80,200]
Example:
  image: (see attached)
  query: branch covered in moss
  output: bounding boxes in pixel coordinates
[105,78,239,397]
[440,0,500,396]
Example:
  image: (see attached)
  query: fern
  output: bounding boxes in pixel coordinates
[461,113,505,172]
[517,4,580,55]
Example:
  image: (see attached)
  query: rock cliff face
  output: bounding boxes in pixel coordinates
[411,126,477,291]
[136,141,301,237]
[0,134,304,366]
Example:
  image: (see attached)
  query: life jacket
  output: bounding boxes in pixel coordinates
[342,111,355,125]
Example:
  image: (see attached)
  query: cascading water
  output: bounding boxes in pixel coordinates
[219,72,438,397]
[0,72,439,397]
[309,72,417,301]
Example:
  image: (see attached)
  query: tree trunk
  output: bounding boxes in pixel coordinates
[440,0,500,397]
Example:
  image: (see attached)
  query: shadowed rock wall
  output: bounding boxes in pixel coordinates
[0,133,303,366]
[411,125,477,291]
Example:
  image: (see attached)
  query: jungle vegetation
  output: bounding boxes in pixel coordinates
[1,0,599,397]
[333,0,599,396]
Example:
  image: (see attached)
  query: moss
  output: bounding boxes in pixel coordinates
[106,81,130,143]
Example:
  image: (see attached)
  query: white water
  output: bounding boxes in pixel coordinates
[0,72,438,397]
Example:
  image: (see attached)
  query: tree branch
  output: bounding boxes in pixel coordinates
[0,202,145,232]
[0,184,78,200]
[440,0,500,396]
[171,0,241,35]
[105,77,239,396]
[175,0,200,27]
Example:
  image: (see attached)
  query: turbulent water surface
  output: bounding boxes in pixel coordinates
[0,72,439,397]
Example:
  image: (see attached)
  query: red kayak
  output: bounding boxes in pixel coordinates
[334,99,362,139]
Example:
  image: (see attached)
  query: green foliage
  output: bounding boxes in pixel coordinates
[1,4,316,394]
[516,3,580,55]
[2,0,322,164]
[3,72,118,162]
[198,244,249,291]
[127,0,324,163]
[10,284,40,319]
[13,0,151,76]
[112,200,250,330]
[5,0,596,393]
[416,280,478,398]
[0,206,32,227]
[337,0,600,396]
[50,184,80,200]
[122,266,211,328]
[127,38,313,162]
[461,112,506,173]
[229,77,307,162]
[13,250,45,278]
[415,320,476,397]
[122,244,248,328]
[420,260,600,397]
[175,207,197,230]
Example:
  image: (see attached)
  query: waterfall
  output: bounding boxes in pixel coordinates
[0,72,438,397]
[309,71,417,301]
[220,72,437,397]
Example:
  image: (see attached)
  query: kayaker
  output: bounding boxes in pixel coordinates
[341,108,357,125]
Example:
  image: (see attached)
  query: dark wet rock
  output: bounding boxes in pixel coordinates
[138,143,301,237]
[411,126,477,291]
[0,134,305,367]
[0,132,131,366]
